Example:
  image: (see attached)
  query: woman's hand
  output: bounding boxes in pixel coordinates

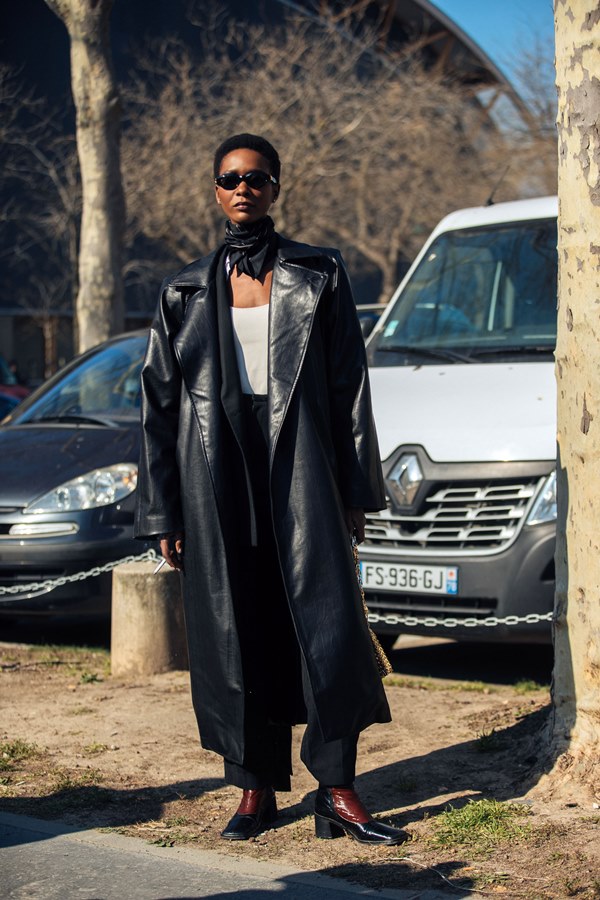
[160,531,185,571]
[345,508,366,543]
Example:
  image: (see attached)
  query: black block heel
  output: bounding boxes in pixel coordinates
[314,787,408,846]
[315,814,345,839]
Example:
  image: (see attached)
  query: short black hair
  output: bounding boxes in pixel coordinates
[213,133,281,181]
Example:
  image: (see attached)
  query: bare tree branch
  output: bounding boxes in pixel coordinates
[120,13,556,305]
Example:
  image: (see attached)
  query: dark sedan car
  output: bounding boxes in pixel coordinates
[0,304,379,619]
[0,331,151,617]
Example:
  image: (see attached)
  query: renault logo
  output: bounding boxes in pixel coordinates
[386,452,424,508]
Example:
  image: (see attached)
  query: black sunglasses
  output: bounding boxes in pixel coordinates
[214,170,278,190]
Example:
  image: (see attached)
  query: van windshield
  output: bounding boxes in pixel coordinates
[367,218,557,365]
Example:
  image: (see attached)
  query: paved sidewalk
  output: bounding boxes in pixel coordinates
[0,812,455,900]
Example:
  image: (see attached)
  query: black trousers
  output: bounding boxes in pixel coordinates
[224,394,358,792]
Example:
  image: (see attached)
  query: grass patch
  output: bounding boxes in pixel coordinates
[50,767,105,792]
[383,675,436,690]
[475,729,503,753]
[67,706,95,716]
[22,644,109,665]
[514,679,549,694]
[383,675,494,693]
[448,681,493,693]
[147,830,197,847]
[83,742,108,755]
[0,739,41,771]
[471,871,511,889]
[164,815,192,827]
[130,818,197,847]
[561,876,596,897]
[430,799,530,851]
[1,644,110,679]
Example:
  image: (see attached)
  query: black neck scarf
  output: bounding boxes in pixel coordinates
[224,215,276,280]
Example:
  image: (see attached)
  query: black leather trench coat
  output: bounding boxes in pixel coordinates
[134,236,391,764]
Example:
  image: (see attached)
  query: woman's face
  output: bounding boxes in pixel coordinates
[215,148,280,225]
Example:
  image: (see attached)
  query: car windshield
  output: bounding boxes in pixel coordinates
[367,218,557,365]
[12,335,147,425]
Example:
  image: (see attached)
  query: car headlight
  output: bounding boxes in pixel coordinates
[526,470,557,525]
[25,464,138,514]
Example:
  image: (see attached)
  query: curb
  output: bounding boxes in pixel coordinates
[0,811,453,899]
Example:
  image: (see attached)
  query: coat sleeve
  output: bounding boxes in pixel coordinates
[134,280,186,540]
[323,253,387,513]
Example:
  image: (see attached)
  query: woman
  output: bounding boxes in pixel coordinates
[134,133,405,846]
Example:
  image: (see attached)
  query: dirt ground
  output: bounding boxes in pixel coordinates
[1,635,599,899]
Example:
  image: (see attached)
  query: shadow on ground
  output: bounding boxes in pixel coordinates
[0,615,111,649]
[386,638,553,687]
[0,704,551,834]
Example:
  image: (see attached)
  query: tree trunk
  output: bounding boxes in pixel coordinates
[41,316,56,379]
[550,0,600,790]
[44,0,125,353]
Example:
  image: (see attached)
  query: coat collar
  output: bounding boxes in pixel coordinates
[169,236,333,289]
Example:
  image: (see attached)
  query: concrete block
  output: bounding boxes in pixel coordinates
[111,560,189,677]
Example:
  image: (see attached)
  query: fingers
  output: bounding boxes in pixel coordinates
[159,537,178,569]
[159,531,185,571]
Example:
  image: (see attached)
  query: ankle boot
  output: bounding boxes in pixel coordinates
[315,786,407,845]
[221,787,277,840]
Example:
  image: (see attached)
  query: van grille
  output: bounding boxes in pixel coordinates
[366,594,498,615]
[365,477,543,555]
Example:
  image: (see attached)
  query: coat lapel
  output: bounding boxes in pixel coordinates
[170,239,331,479]
[268,249,329,462]
[214,255,246,451]
[171,251,220,386]
[172,247,244,440]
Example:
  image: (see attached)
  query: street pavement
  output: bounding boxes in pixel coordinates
[0,812,455,900]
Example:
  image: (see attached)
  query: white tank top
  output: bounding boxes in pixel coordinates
[230,304,270,395]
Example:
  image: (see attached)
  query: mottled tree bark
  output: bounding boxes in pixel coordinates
[551,0,600,788]
[44,0,124,352]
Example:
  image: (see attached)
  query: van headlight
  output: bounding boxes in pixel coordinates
[526,471,557,525]
[25,464,138,514]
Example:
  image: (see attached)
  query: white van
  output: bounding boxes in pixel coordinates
[362,196,557,646]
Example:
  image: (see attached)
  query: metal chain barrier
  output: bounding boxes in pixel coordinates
[367,610,554,628]
[1,551,554,627]
[0,549,160,601]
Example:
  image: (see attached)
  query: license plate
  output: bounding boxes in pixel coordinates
[360,562,458,595]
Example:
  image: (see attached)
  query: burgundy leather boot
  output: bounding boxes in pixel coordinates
[221,787,277,840]
[315,786,407,845]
